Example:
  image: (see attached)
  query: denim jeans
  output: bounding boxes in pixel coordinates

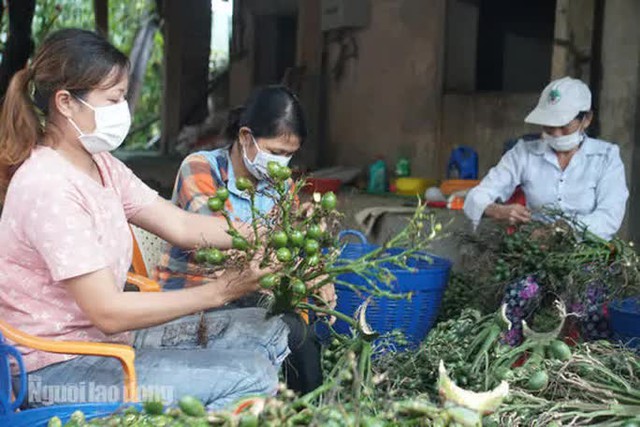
[161,278,324,394]
[18,307,290,411]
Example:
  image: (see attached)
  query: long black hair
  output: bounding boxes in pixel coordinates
[224,85,307,144]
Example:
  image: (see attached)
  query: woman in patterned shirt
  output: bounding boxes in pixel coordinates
[157,86,335,394]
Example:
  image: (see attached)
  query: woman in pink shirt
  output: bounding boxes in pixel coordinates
[0,29,289,409]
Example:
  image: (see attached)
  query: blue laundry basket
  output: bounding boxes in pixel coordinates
[318,230,451,348]
[609,297,640,348]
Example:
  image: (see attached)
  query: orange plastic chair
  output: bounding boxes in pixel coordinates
[0,319,138,402]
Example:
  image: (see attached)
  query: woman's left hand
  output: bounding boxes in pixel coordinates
[311,280,337,325]
[316,283,336,309]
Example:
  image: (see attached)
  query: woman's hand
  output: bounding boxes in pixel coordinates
[204,257,277,304]
[67,265,273,335]
[309,277,337,325]
[485,203,531,225]
[315,282,336,310]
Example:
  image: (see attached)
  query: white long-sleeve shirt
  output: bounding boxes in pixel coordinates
[464,137,629,240]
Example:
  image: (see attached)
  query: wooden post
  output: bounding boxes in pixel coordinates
[294,0,323,169]
[598,0,640,240]
[160,0,211,154]
[178,0,211,127]
[94,0,109,38]
[160,0,183,155]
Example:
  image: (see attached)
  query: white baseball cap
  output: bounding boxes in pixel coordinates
[524,77,592,127]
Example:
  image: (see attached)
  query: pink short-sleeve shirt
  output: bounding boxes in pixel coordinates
[0,146,158,372]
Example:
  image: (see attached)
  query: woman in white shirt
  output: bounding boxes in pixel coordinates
[465,77,627,345]
[464,76,629,240]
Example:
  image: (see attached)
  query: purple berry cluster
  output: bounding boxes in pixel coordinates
[574,283,611,341]
[501,276,541,346]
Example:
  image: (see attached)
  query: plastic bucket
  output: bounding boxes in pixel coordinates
[609,297,640,348]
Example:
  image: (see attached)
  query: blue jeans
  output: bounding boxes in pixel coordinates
[162,278,324,394]
[18,307,290,411]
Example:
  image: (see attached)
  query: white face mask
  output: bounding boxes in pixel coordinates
[543,128,584,152]
[68,97,131,154]
[242,135,292,180]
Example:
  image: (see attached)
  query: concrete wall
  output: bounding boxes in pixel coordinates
[324,0,446,177]
[441,0,549,177]
[229,0,540,180]
[551,0,595,81]
[225,0,640,245]
[444,0,479,92]
[598,0,640,240]
[440,93,539,176]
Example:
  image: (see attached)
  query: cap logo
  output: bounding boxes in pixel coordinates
[549,89,561,105]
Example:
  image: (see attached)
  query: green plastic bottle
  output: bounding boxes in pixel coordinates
[368,157,388,193]
[395,157,411,178]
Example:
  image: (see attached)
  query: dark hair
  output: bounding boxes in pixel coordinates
[224,85,307,144]
[0,29,129,200]
[575,111,590,121]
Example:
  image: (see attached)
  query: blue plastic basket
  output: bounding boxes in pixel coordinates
[319,230,451,348]
[609,297,640,348]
